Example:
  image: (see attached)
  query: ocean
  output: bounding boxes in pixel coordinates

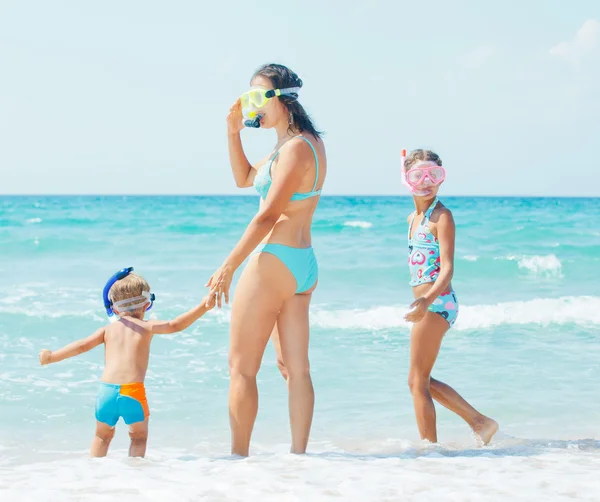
[1,195,599,501]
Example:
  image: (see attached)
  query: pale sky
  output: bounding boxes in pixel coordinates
[1,1,599,196]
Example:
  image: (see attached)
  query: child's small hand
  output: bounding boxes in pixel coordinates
[39,349,53,366]
[203,294,217,311]
[404,297,430,323]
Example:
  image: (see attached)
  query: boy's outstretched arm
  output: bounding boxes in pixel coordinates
[149,295,216,335]
[39,327,106,365]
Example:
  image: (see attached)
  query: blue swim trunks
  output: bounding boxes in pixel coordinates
[95,382,149,427]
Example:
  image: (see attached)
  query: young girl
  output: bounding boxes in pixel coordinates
[402,148,498,445]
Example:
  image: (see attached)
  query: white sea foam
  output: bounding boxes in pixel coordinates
[2,295,599,330]
[518,254,563,275]
[26,218,42,224]
[503,254,563,276]
[463,255,478,261]
[0,285,111,321]
[312,296,600,331]
[343,221,372,229]
[0,305,104,321]
[1,441,599,501]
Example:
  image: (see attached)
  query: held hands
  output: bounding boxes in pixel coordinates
[39,349,52,366]
[404,297,430,323]
[202,293,217,311]
[205,264,234,308]
[226,99,244,136]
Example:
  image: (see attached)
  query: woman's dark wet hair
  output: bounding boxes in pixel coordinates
[252,63,323,140]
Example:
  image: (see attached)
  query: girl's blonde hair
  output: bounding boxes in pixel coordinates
[404,149,442,171]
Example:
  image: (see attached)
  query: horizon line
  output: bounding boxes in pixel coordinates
[1,193,599,199]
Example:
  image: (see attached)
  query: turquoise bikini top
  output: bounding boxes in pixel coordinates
[253,136,321,201]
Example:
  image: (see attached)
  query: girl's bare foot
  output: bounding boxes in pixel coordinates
[472,417,499,446]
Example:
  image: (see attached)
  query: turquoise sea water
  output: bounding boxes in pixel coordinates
[1,195,600,501]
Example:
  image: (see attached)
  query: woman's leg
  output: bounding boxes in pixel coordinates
[275,291,315,454]
[271,324,288,381]
[228,253,296,457]
[408,311,448,443]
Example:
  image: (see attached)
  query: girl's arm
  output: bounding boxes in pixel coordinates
[39,327,105,365]
[423,209,456,305]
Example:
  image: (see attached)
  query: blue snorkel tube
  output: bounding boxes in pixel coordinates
[103,267,155,318]
[243,114,263,128]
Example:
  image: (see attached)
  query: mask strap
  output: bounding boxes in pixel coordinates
[279,87,300,97]
[103,267,134,317]
[266,87,301,99]
[112,291,155,313]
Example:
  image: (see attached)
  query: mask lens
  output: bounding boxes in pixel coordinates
[429,167,444,182]
[240,92,250,108]
[407,169,424,184]
[249,89,267,108]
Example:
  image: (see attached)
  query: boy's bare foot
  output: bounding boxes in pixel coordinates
[472,417,499,446]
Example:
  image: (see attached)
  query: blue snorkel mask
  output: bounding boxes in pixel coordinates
[103,267,155,319]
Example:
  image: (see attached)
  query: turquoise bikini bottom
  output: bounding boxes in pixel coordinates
[257,244,318,294]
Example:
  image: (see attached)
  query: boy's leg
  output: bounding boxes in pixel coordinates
[91,421,115,457]
[128,419,149,457]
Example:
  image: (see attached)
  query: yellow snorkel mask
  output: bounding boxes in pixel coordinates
[240,86,300,128]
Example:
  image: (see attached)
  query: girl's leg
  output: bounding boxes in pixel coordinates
[275,290,315,454]
[90,421,115,457]
[228,253,296,457]
[408,311,448,443]
[429,379,498,444]
[128,419,149,457]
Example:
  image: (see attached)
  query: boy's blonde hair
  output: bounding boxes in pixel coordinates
[108,273,151,316]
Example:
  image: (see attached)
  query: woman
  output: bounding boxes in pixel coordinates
[206,63,326,457]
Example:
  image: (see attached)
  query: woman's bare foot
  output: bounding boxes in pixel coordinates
[471,417,499,446]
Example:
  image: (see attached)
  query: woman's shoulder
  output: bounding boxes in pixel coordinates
[284,134,323,151]
[279,135,315,155]
[278,135,324,168]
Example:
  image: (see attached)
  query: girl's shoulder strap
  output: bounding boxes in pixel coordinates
[424,197,440,220]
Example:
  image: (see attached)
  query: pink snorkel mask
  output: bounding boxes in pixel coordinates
[401,148,446,195]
